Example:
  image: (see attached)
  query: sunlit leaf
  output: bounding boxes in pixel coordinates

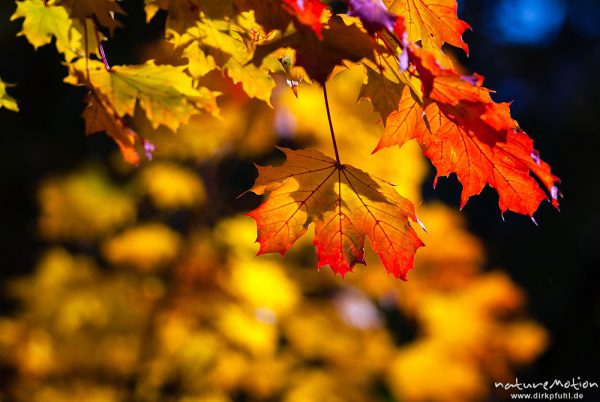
[385,0,470,55]
[11,0,73,53]
[76,59,219,131]
[247,148,424,279]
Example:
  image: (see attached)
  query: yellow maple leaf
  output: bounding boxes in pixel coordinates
[11,0,72,53]
[12,0,107,61]
[69,59,220,132]
[181,15,276,105]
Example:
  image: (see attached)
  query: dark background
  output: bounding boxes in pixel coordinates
[0,0,598,397]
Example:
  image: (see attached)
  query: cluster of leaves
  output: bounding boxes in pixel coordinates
[0,89,547,400]
[8,0,560,279]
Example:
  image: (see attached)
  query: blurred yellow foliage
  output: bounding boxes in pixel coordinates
[0,65,549,402]
[229,258,300,317]
[140,162,206,210]
[218,305,278,357]
[103,223,182,271]
[38,168,135,240]
[389,340,487,402]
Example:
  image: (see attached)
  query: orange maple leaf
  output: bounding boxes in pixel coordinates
[376,48,560,216]
[373,86,424,152]
[246,148,424,279]
[385,0,471,55]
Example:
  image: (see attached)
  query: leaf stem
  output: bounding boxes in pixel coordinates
[385,30,404,49]
[322,83,341,165]
[95,28,111,71]
[84,19,90,82]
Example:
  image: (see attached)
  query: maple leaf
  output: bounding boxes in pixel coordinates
[11,0,104,61]
[246,148,424,279]
[181,18,240,62]
[253,16,382,84]
[0,79,19,112]
[181,16,277,104]
[374,86,424,152]
[418,103,557,216]
[384,0,470,55]
[69,59,219,132]
[11,0,73,54]
[60,0,125,35]
[225,59,277,104]
[376,47,560,216]
[358,65,405,124]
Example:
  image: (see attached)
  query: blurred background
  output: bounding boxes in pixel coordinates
[0,0,599,401]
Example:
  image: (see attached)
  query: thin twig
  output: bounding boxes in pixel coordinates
[84,19,90,82]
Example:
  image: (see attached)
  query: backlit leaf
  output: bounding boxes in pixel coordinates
[11,0,72,53]
[385,0,470,55]
[376,46,560,216]
[246,148,424,279]
[12,0,110,61]
[374,86,425,152]
[69,59,220,132]
[181,15,277,104]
